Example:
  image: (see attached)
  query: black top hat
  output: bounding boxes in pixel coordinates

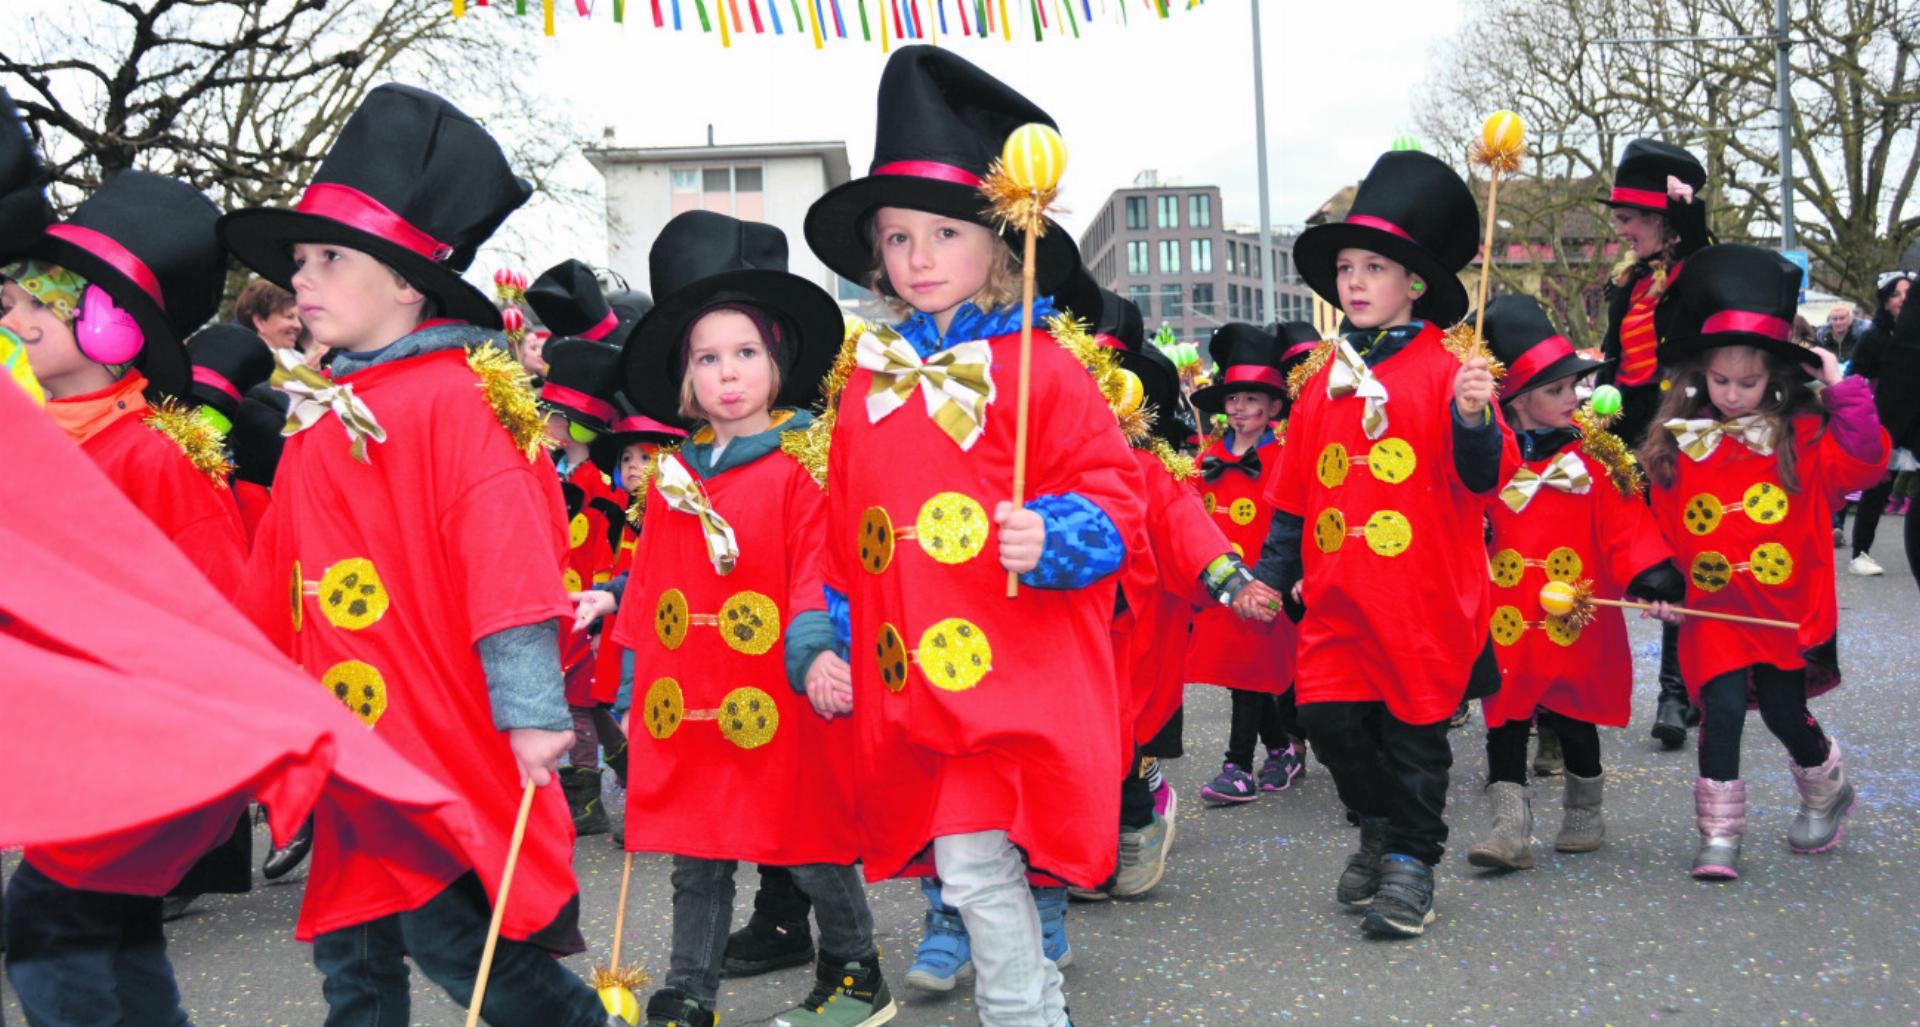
[217,84,532,330]
[804,46,1078,297]
[1274,320,1321,372]
[1058,266,1144,351]
[1599,139,1706,214]
[1294,151,1479,328]
[538,338,624,434]
[228,381,290,488]
[1190,322,1287,416]
[1482,295,1605,400]
[1659,244,1809,367]
[185,324,275,419]
[624,210,842,424]
[1116,332,1186,447]
[0,89,50,265]
[25,170,224,399]
[607,288,654,322]
[527,259,634,346]
[588,392,690,476]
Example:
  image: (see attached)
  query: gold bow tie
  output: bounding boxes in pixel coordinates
[857,326,996,450]
[270,349,386,464]
[1499,451,1592,513]
[654,453,738,575]
[1326,339,1390,440]
[1664,415,1778,462]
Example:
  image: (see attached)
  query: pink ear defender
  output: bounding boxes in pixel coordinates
[74,285,144,365]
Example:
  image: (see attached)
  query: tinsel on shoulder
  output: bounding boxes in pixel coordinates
[1285,339,1337,398]
[144,400,234,488]
[1573,403,1644,496]
[779,314,869,491]
[1440,322,1508,379]
[1046,312,1152,442]
[466,345,544,461]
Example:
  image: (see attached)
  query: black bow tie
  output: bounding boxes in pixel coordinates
[1200,448,1261,483]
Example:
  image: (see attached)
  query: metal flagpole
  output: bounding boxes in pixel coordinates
[1250,0,1278,328]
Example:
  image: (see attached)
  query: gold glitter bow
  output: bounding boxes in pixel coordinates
[653,453,738,575]
[1326,339,1390,440]
[1499,451,1592,513]
[856,326,996,450]
[1664,415,1778,462]
[270,349,386,464]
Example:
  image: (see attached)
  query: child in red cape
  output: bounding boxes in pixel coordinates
[1635,244,1887,880]
[220,85,623,1025]
[608,210,890,1027]
[1465,295,1682,871]
[1238,150,1517,939]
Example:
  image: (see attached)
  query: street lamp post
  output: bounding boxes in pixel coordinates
[1250,0,1278,328]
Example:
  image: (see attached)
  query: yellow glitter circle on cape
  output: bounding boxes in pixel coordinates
[1545,546,1584,583]
[858,506,896,574]
[1367,438,1417,484]
[1743,482,1790,525]
[1313,508,1346,553]
[718,591,781,656]
[655,589,689,650]
[1228,497,1258,526]
[1489,549,1524,588]
[1690,551,1732,592]
[1317,443,1350,488]
[917,618,993,691]
[568,513,591,549]
[289,560,304,633]
[718,686,780,749]
[641,678,683,740]
[1543,614,1582,647]
[916,492,988,565]
[1363,510,1412,557]
[322,660,387,727]
[875,623,909,693]
[1750,542,1793,585]
[1203,492,1218,515]
[564,568,583,593]
[1490,606,1525,646]
[1682,493,1723,536]
[318,558,390,631]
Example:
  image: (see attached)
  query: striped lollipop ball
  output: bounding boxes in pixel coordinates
[1539,579,1577,617]
[1481,110,1525,153]
[1001,123,1068,192]
[599,985,639,1023]
[1112,368,1145,417]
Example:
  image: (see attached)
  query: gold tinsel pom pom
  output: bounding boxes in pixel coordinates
[1561,577,1600,630]
[1573,407,1646,497]
[1046,313,1134,418]
[1286,338,1338,398]
[145,400,234,489]
[467,344,546,461]
[779,410,834,489]
[1469,140,1525,176]
[1441,322,1508,379]
[979,158,1059,238]
[588,963,652,992]
[1148,436,1197,481]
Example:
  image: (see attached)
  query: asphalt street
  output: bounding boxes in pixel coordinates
[7,526,1918,1026]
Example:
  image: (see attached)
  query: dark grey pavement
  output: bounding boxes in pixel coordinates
[8,527,1918,1025]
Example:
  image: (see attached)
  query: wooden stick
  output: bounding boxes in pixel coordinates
[1472,168,1502,341]
[609,851,634,972]
[1589,596,1798,630]
[1006,228,1038,598]
[465,779,539,1027]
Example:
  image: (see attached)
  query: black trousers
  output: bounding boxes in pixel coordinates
[1485,709,1602,785]
[1297,700,1454,865]
[1119,750,1155,831]
[1697,665,1830,781]
[749,864,812,926]
[1225,689,1290,769]
[1851,476,1897,556]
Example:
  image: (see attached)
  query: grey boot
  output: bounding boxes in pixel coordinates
[1466,782,1534,870]
[1553,772,1606,853]
[1691,778,1745,880]
[1787,741,1854,854]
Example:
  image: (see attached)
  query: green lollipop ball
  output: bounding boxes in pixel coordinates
[1590,384,1622,417]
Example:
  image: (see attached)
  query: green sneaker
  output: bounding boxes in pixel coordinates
[773,956,897,1027]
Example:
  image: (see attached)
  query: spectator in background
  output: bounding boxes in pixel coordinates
[233,277,302,350]
[1841,270,1918,573]
[1793,316,1817,347]
[1817,301,1868,362]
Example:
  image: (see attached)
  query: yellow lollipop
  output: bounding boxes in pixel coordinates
[1481,110,1525,154]
[1538,579,1578,617]
[599,985,640,1024]
[1001,123,1068,192]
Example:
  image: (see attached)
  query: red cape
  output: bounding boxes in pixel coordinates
[1185,434,1297,694]
[1122,448,1230,744]
[560,460,627,705]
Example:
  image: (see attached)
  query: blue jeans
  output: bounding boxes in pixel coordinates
[311,873,603,1027]
[3,860,190,1027]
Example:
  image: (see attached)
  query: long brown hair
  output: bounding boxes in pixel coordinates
[1636,345,1825,492]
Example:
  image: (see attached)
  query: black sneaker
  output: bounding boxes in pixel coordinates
[1336,816,1390,907]
[644,988,717,1027]
[723,914,816,977]
[262,817,314,880]
[1361,855,1436,938]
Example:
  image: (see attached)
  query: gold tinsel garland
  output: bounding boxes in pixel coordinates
[587,964,652,996]
[1573,405,1645,497]
[980,158,1058,238]
[1286,339,1338,398]
[144,400,234,489]
[623,448,671,529]
[780,412,834,489]
[1440,322,1508,379]
[467,345,545,461]
[1147,435,1197,481]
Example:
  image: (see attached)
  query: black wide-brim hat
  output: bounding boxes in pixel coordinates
[1294,150,1479,328]
[804,45,1077,298]
[0,88,51,266]
[218,84,532,331]
[229,381,290,488]
[185,324,274,419]
[1659,243,1813,368]
[588,392,690,476]
[528,259,633,346]
[1274,320,1321,377]
[1191,322,1287,416]
[625,210,843,425]
[1599,138,1707,214]
[26,170,225,399]
[1058,266,1144,351]
[538,338,624,434]
[1481,295,1606,400]
[1117,341,1186,446]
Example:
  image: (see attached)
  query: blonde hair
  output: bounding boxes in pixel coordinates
[1636,345,1824,493]
[676,306,785,422]
[865,218,1025,322]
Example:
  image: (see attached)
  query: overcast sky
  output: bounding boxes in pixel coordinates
[491,0,1465,275]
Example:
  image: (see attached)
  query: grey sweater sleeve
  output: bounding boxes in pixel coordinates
[477,619,572,732]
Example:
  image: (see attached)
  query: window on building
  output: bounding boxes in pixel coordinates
[1125,196,1148,230]
[1126,240,1150,276]
[1250,245,1261,277]
[1227,283,1240,320]
[1254,288,1266,322]
[1278,250,1292,282]
[1158,239,1180,274]
[1191,238,1212,274]
[672,163,764,219]
[1157,195,1178,229]
[1224,244,1237,275]
[1189,194,1212,228]
[1192,283,1215,320]
[1128,284,1153,318]
[1159,282,1184,318]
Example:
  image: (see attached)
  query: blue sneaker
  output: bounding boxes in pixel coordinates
[1201,762,1259,805]
[1260,745,1305,792]
[1032,885,1073,969]
[904,879,972,992]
